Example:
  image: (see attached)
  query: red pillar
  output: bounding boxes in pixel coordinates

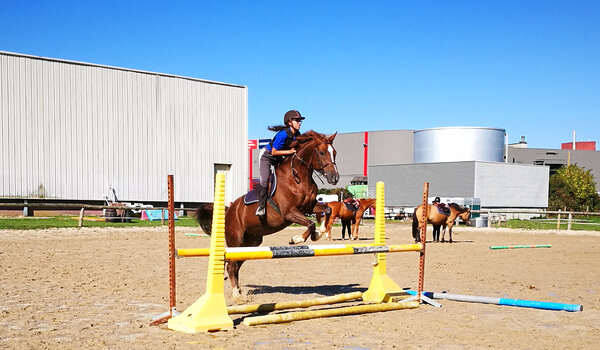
[248,140,258,190]
[249,148,253,190]
[363,132,369,177]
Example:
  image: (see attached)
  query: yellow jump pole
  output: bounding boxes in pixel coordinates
[243,301,420,326]
[362,181,406,303]
[177,243,422,259]
[227,291,363,314]
[167,172,233,333]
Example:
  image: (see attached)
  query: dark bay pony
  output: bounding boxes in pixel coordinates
[196,130,339,297]
[321,199,376,240]
[411,203,471,243]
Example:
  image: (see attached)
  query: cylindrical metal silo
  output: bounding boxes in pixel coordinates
[414,127,505,163]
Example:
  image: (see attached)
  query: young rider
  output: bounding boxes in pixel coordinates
[343,197,360,211]
[433,196,450,215]
[255,110,305,217]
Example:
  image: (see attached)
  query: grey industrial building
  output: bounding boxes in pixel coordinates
[251,127,600,211]
[1,51,248,206]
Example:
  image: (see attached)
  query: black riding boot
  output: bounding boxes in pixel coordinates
[255,186,268,217]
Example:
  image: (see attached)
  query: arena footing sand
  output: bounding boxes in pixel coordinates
[1,223,599,349]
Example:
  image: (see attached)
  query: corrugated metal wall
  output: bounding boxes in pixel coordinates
[0,51,247,203]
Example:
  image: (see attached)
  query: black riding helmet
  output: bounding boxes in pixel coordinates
[433,197,441,203]
[284,110,305,125]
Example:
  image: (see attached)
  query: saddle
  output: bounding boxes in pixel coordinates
[434,203,451,216]
[243,171,277,205]
[343,199,360,212]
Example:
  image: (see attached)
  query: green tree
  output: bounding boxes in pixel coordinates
[548,164,600,211]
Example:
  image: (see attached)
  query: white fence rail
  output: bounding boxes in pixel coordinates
[471,209,600,230]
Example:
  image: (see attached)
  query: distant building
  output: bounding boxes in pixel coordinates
[560,141,596,151]
[509,136,528,148]
[250,129,600,210]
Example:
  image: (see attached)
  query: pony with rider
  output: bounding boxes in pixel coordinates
[412,196,471,243]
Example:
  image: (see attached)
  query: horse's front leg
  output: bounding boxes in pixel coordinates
[448,224,454,243]
[440,225,447,242]
[312,203,330,237]
[287,208,321,244]
[226,233,263,299]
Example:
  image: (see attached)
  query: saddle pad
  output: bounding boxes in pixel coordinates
[435,205,450,216]
[344,202,357,211]
[244,172,277,205]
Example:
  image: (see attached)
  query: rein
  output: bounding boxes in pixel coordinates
[291,142,335,184]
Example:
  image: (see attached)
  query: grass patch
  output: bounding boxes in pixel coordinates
[501,217,600,231]
[0,216,405,231]
[0,216,199,230]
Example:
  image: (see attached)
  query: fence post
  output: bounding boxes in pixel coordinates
[567,212,572,230]
[556,209,561,231]
[78,208,85,228]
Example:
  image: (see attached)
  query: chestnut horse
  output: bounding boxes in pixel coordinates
[321,199,376,240]
[411,203,471,243]
[196,130,339,297]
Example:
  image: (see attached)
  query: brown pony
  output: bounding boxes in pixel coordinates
[196,130,339,297]
[321,199,376,240]
[411,203,471,243]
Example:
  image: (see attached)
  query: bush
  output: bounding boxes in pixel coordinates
[549,164,600,212]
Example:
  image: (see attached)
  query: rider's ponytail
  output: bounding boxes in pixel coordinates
[268,125,287,132]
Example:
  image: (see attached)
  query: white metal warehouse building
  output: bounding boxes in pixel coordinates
[0,51,248,205]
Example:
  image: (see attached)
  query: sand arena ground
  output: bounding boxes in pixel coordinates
[1,222,599,349]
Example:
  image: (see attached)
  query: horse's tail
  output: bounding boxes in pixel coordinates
[195,203,216,235]
[411,208,420,242]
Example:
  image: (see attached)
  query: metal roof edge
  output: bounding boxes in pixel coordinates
[0,50,246,89]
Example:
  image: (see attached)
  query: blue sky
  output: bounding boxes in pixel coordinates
[1,0,598,148]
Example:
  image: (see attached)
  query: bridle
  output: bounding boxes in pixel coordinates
[458,209,471,224]
[290,141,336,184]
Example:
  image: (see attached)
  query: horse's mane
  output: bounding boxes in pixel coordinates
[289,130,329,149]
[448,203,469,212]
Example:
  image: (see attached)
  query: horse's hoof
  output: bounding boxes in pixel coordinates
[289,235,304,245]
[311,231,323,242]
[231,288,243,300]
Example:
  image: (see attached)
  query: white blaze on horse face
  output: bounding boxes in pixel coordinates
[327,144,339,175]
[328,145,335,164]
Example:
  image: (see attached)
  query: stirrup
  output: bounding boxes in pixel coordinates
[255,206,266,217]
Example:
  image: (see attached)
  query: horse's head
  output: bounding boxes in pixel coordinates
[459,209,471,226]
[292,131,339,185]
